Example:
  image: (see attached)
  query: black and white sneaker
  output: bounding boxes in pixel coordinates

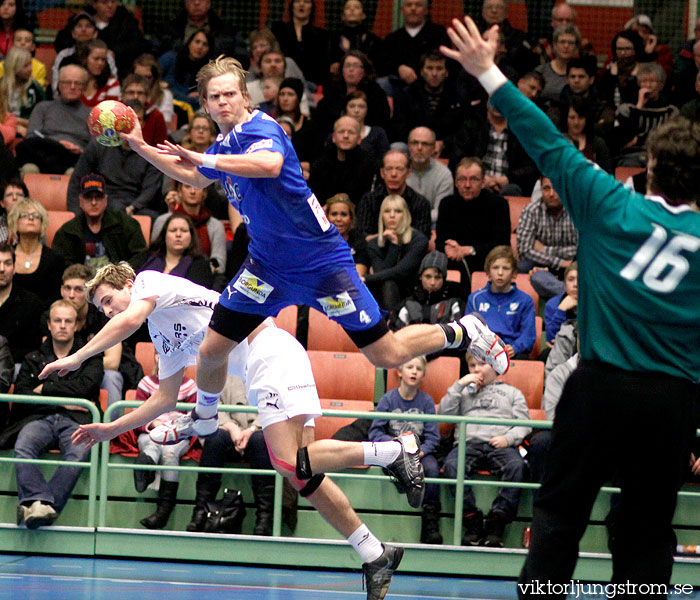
[459,313,510,375]
[149,409,218,445]
[386,432,425,509]
[362,544,404,600]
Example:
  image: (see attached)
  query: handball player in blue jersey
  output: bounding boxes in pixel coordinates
[441,17,700,598]
[120,55,509,441]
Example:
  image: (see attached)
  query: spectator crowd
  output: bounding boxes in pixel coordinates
[0,0,698,545]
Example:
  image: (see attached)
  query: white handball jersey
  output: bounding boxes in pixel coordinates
[130,271,223,378]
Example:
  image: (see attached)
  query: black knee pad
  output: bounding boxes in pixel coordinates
[296,446,312,480]
[299,473,325,498]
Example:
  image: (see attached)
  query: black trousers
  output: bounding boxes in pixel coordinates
[15,136,80,174]
[518,361,696,599]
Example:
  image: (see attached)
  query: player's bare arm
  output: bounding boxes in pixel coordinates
[72,369,184,449]
[440,17,502,81]
[120,113,211,188]
[158,141,284,179]
[39,298,157,379]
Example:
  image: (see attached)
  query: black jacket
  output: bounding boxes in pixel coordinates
[383,21,451,78]
[356,183,432,240]
[309,145,377,207]
[0,337,103,448]
[0,284,43,364]
[51,209,147,269]
[449,114,539,197]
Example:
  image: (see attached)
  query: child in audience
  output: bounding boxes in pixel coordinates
[122,352,198,530]
[467,246,536,359]
[543,261,577,346]
[438,353,530,547]
[370,356,442,544]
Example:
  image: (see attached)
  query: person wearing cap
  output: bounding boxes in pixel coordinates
[67,99,163,219]
[392,250,465,335]
[435,156,510,296]
[52,12,118,97]
[51,173,147,272]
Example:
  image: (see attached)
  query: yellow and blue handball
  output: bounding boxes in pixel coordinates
[87,100,135,147]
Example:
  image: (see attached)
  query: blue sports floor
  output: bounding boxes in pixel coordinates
[2,554,699,599]
[0,553,519,600]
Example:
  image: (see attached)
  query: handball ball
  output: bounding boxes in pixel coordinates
[87,100,135,147]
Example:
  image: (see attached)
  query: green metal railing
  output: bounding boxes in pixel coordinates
[102,401,554,545]
[0,394,102,528]
[4,393,700,548]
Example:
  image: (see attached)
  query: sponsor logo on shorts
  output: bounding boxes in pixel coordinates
[359,310,372,324]
[317,291,356,317]
[287,384,316,391]
[245,138,274,153]
[232,269,274,304]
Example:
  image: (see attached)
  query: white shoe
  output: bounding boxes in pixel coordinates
[459,313,510,375]
[24,501,57,529]
[149,410,219,445]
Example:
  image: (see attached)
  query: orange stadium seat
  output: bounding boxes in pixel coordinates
[135,342,155,377]
[272,305,298,337]
[46,210,74,247]
[307,307,358,353]
[307,351,376,402]
[498,359,544,409]
[530,316,543,359]
[386,355,460,436]
[615,166,645,183]
[314,398,374,440]
[133,214,151,245]
[24,174,69,211]
[505,195,529,232]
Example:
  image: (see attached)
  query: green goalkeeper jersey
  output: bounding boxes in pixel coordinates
[491,81,700,382]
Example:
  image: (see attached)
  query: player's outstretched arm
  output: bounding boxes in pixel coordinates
[158,141,284,179]
[120,112,211,189]
[39,298,156,380]
[72,368,184,449]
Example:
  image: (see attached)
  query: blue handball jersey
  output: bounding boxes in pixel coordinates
[197,110,350,275]
[490,81,700,382]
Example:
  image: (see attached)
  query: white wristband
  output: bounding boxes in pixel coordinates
[477,64,508,96]
[201,154,217,170]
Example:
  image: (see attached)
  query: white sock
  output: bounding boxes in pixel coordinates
[195,388,221,419]
[347,523,384,563]
[362,440,401,467]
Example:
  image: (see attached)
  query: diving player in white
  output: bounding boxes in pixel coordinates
[40,262,425,600]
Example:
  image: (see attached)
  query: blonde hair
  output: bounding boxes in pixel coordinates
[398,355,427,372]
[197,55,249,107]
[86,261,135,302]
[377,194,413,247]
[49,298,78,319]
[7,198,48,239]
[0,46,32,107]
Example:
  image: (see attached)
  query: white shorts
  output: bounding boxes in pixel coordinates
[245,327,321,430]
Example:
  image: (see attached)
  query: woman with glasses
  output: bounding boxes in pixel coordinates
[534,25,581,106]
[7,198,63,307]
[599,30,645,109]
[0,179,26,244]
[316,50,390,134]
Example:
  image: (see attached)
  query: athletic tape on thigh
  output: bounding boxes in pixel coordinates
[265,439,306,489]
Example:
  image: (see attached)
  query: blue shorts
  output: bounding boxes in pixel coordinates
[219,255,383,332]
